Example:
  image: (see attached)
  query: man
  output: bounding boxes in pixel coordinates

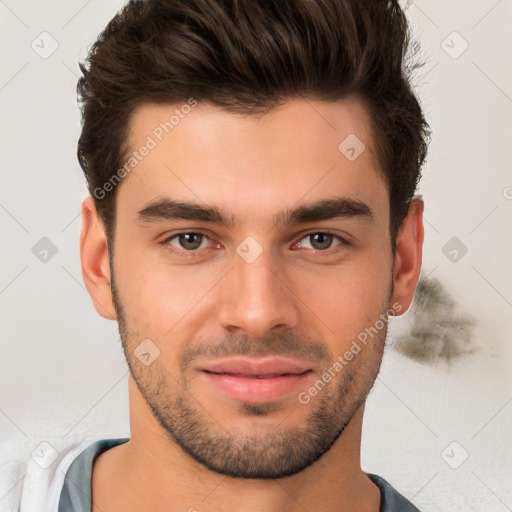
[7,0,430,510]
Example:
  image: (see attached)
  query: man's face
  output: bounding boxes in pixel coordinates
[109,97,395,478]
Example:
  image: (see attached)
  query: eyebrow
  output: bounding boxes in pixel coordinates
[136,196,373,229]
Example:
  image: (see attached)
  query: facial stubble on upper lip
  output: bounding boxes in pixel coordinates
[179,332,334,373]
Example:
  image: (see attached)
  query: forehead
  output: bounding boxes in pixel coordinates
[116,96,388,229]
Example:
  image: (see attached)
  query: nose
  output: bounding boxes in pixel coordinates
[217,245,300,339]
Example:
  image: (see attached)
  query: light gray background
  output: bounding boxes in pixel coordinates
[1,1,511,511]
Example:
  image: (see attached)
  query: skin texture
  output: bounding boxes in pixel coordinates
[80,96,424,512]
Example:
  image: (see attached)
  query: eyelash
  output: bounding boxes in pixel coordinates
[159,230,348,259]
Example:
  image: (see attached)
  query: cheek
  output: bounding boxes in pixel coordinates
[289,252,392,343]
[115,253,222,335]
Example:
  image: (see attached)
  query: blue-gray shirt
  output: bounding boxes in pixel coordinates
[58,438,421,511]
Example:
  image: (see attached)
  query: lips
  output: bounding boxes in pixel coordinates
[198,357,312,377]
[197,357,314,402]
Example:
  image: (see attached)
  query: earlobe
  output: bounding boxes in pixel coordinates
[390,196,424,316]
[80,196,117,320]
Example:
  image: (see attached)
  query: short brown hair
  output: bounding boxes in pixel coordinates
[77,0,429,253]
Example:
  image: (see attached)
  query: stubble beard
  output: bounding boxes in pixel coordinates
[111,275,389,479]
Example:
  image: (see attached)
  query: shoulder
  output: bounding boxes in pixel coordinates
[0,434,102,512]
[367,473,422,512]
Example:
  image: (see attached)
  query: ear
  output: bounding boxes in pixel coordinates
[80,196,117,320]
[390,196,424,316]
